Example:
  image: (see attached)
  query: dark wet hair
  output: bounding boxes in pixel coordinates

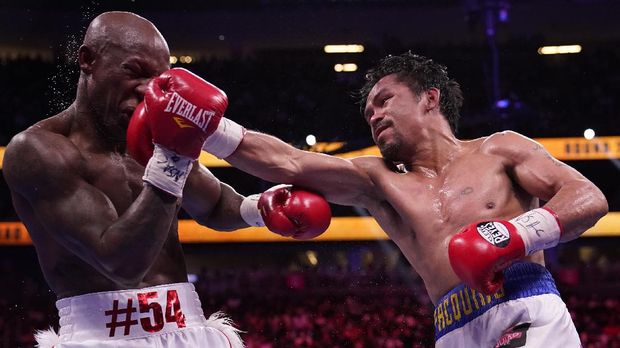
[359,51,464,133]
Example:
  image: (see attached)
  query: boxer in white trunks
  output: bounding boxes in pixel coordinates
[158,52,608,346]
[1,11,330,348]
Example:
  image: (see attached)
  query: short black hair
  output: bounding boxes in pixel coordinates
[359,52,464,133]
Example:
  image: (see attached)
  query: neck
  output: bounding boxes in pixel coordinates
[403,124,460,177]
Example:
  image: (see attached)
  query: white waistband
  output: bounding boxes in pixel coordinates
[56,282,208,342]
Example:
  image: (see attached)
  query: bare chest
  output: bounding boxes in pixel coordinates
[83,153,145,215]
[373,157,525,241]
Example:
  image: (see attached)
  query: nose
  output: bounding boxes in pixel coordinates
[369,110,384,128]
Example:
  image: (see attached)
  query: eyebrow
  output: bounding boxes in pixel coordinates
[371,88,390,105]
[375,87,390,100]
[125,57,159,75]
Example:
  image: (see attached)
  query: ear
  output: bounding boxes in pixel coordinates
[78,45,96,74]
[424,87,440,112]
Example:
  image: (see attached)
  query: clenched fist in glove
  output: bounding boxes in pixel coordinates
[240,185,332,240]
[145,68,228,159]
[126,68,228,197]
[448,207,563,294]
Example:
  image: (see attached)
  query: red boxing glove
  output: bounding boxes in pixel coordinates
[126,100,194,197]
[145,67,228,160]
[127,68,228,197]
[126,101,152,166]
[240,185,332,240]
[448,208,562,294]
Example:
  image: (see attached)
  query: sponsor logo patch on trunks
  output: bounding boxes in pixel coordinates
[477,221,510,247]
[495,323,531,347]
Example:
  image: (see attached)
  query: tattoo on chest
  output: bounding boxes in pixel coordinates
[460,187,474,195]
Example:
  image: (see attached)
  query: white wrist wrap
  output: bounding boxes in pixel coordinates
[240,194,265,227]
[143,144,193,198]
[202,118,245,159]
[510,207,562,255]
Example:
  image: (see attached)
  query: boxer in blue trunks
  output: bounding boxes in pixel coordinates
[177,52,608,346]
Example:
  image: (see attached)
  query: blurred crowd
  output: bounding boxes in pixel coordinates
[1,242,619,348]
[1,40,619,145]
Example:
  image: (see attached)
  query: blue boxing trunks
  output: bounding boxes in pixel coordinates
[434,262,581,347]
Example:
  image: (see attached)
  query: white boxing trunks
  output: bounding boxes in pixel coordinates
[35,282,243,348]
[434,262,581,348]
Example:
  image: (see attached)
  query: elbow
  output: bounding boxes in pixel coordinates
[260,148,304,184]
[103,264,146,287]
[274,152,304,184]
[275,167,301,185]
[111,275,143,288]
[97,252,149,287]
[204,220,239,232]
[592,188,609,221]
[580,182,609,226]
[190,201,244,232]
[196,212,242,232]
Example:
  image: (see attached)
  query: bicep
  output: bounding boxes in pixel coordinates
[32,181,120,253]
[500,133,608,240]
[4,136,119,265]
[505,138,587,201]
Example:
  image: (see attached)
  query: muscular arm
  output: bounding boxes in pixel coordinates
[182,163,248,231]
[226,130,379,207]
[491,131,608,241]
[3,131,178,286]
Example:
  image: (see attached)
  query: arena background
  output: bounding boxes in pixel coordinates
[1,0,619,347]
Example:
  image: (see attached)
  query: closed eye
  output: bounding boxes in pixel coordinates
[121,62,153,79]
[122,64,141,77]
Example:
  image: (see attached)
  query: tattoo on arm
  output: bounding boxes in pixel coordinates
[532,144,565,167]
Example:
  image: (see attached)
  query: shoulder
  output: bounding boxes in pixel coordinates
[478,130,541,162]
[3,127,84,196]
[5,126,81,166]
[351,155,397,173]
[350,156,409,181]
[351,155,385,166]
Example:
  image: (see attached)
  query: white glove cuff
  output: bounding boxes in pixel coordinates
[510,207,562,255]
[143,144,193,198]
[202,118,245,159]
[240,194,265,227]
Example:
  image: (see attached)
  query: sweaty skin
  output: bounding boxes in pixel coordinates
[227,74,608,304]
[2,12,247,299]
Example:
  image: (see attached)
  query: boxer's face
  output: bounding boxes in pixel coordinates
[364,74,425,161]
[87,39,169,142]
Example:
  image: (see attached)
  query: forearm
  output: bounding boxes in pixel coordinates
[98,185,178,284]
[544,179,609,242]
[181,162,249,231]
[192,183,248,231]
[227,130,302,184]
[209,120,373,206]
